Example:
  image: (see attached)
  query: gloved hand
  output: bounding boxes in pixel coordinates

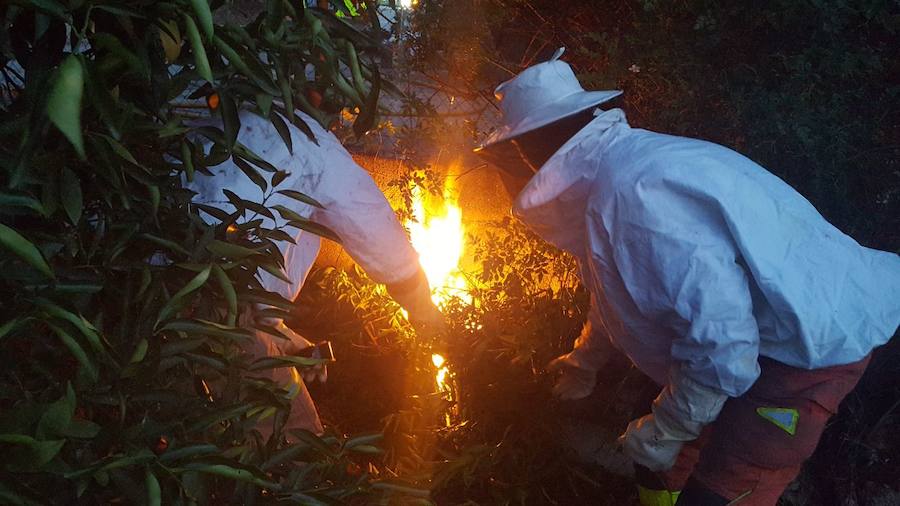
[547,352,598,400]
[387,268,449,344]
[547,320,612,400]
[276,320,328,384]
[621,370,728,471]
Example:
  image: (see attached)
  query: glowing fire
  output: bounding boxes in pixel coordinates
[406,183,468,307]
[406,177,468,396]
[432,353,450,393]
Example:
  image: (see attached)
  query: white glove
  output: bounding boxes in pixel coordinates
[547,320,611,400]
[547,353,598,400]
[622,370,727,471]
[386,268,449,343]
[274,320,328,384]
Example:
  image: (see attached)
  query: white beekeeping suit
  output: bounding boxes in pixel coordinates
[475,50,900,480]
[186,109,441,433]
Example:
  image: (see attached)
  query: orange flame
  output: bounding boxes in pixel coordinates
[406,177,468,397]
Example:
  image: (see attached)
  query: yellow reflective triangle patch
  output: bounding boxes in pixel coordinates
[756,407,799,435]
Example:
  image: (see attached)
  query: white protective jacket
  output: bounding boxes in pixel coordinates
[187,110,421,300]
[185,110,422,434]
[515,108,900,398]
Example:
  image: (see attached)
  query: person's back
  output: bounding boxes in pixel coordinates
[587,119,900,374]
[185,109,444,435]
[477,49,899,504]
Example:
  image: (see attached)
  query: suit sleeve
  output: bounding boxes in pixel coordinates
[611,177,761,397]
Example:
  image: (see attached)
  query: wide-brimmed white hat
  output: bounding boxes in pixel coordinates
[479,48,622,149]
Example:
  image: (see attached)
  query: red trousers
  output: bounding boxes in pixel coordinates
[662,356,871,505]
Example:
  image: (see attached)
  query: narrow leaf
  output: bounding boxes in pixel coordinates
[60,168,82,224]
[0,223,54,278]
[206,240,260,259]
[184,14,213,82]
[47,55,85,158]
[276,189,324,209]
[286,219,342,243]
[268,111,293,154]
[189,0,214,41]
[212,265,237,326]
[156,265,212,324]
[0,193,46,215]
[159,319,253,342]
[145,469,161,506]
[232,157,267,192]
[220,93,240,149]
[46,322,97,381]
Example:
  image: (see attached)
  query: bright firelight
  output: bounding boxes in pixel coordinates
[406,181,469,307]
[406,176,468,396]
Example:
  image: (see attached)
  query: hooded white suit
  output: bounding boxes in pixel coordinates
[186,110,422,433]
[515,108,900,399]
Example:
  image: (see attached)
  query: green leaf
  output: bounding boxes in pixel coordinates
[258,262,291,284]
[286,219,342,243]
[156,265,212,324]
[271,170,289,188]
[344,433,383,449]
[206,240,260,259]
[189,0,214,41]
[270,204,305,223]
[0,192,47,215]
[193,203,231,222]
[184,14,213,82]
[180,463,277,489]
[0,434,66,472]
[268,111,293,154]
[34,298,104,353]
[60,168,83,224]
[0,318,24,340]
[181,140,196,181]
[140,234,191,256]
[148,185,160,217]
[158,319,253,342]
[256,93,273,117]
[47,55,85,158]
[129,338,149,363]
[276,190,325,209]
[212,265,237,326]
[241,290,294,311]
[232,156,267,192]
[158,444,219,463]
[64,419,101,439]
[145,468,161,506]
[36,384,75,439]
[64,450,155,480]
[220,93,240,149]
[249,355,325,371]
[0,223,54,279]
[47,322,98,382]
[101,134,140,166]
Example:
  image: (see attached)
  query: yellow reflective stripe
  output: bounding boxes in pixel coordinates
[342,0,360,16]
[637,485,680,506]
[756,407,799,435]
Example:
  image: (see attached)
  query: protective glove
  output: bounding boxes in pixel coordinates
[546,321,610,400]
[386,268,449,344]
[547,353,598,400]
[275,320,328,384]
[621,370,728,471]
[245,304,328,384]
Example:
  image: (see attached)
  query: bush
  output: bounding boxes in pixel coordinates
[0,1,424,503]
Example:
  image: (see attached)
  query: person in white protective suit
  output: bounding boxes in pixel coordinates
[474,49,900,506]
[186,108,443,435]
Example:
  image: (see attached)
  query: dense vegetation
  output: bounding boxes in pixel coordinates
[0,1,426,504]
[2,0,897,504]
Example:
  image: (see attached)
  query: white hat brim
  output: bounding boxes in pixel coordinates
[479,89,622,150]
